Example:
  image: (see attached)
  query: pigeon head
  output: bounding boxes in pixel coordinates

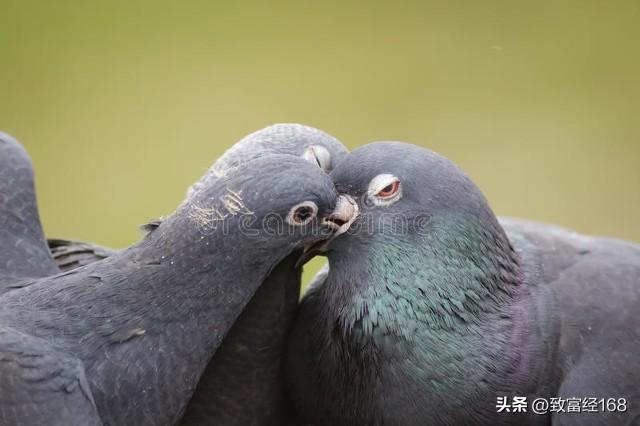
[177,154,355,255]
[328,142,503,245]
[220,123,348,172]
[0,132,36,199]
[323,142,520,332]
[188,123,349,198]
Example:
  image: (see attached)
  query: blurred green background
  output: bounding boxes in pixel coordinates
[1,0,639,285]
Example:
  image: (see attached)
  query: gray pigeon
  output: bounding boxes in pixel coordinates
[0,132,59,291]
[0,153,356,426]
[286,142,640,426]
[45,123,349,425]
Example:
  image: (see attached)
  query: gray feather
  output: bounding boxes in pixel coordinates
[286,142,640,426]
[0,326,102,426]
[0,152,341,425]
[0,132,58,293]
[47,239,116,272]
[43,124,349,425]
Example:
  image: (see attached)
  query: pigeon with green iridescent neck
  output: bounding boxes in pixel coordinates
[285,142,640,426]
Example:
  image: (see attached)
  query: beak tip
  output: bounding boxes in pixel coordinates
[325,194,358,234]
[298,194,358,268]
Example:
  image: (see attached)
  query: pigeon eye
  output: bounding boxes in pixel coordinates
[377,181,400,198]
[367,174,402,207]
[286,201,318,226]
[302,145,331,172]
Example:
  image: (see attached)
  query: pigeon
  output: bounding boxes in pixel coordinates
[285,142,640,426]
[49,122,347,271]
[45,123,349,425]
[0,153,356,426]
[0,132,59,291]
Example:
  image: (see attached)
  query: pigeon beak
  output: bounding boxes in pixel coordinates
[295,195,359,268]
[322,194,359,236]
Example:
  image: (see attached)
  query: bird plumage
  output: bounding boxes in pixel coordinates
[286,142,640,426]
[48,239,116,272]
[0,154,342,425]
[0,132,59,292]
[42,123,349,425]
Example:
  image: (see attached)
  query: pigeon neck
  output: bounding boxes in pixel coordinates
[320,213,539,416]
[27,209,282,424]
[120,210,277,332]
[327,213,531,357]
[327,213,524,331]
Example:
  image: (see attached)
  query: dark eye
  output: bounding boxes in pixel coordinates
[377,181,400,198]
[294,206,314,222]
[286,201,318,226]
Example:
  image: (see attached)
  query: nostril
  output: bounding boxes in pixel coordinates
[324,195,359,232]
[326,217,347,228]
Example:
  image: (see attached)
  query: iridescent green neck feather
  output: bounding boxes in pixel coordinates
[325,212,522,340]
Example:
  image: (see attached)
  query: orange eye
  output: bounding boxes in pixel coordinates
[377,181,400,198]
